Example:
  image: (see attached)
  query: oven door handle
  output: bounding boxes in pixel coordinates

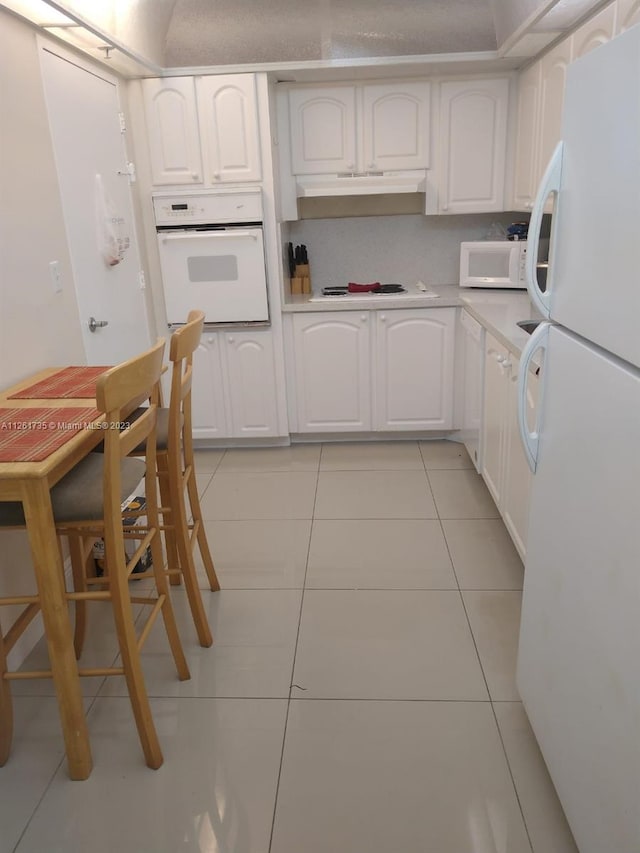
[159,231,259,242]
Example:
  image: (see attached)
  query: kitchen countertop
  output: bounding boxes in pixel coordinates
[282,284,543,357]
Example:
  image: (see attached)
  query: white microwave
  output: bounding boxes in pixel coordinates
[459,240,529,289]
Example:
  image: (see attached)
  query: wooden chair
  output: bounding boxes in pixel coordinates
[0,339,190,770]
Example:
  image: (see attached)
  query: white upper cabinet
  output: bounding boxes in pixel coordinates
[513,63,541,211]
[196,75,262,184]
[288,81,430,175]
[362,82,431,171]
[288,86,357,174]
[572,2,616,58]
[438,78,509,213]
[142,77,203,186]
[537,39,572,182]
[616,0,640,32]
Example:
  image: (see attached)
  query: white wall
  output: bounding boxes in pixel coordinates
[0,10,87,665]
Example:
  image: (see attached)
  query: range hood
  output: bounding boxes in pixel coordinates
[296,170,427,198]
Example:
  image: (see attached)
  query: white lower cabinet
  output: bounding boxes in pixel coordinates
[288,308,455,433]
[291,312,372,431]
[191,329,281,439]
[480,332,538,560]
[375,309,455,429]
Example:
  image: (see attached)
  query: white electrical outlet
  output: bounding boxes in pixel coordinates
[49,260,62,294]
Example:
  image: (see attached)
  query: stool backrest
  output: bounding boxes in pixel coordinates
[95,338,165,555]
[168,310,205,463]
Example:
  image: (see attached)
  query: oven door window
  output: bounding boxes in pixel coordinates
[187,255,239,282]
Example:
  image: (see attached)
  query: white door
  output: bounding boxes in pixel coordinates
[288,86,357,174]
[40,46,150,364]
[513,62,541,211]
[374,309,455,429]
[191,335,229,439]
[292,312,371,431]
[517,325,640,853]
[196,75,262,184]
[224,330,279,436]
[142,76,203,186]
[537,40,572,187]
[439,78,509,213]
[362,82,431,171]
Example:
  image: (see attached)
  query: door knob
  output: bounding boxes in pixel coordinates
[88,317,109,333]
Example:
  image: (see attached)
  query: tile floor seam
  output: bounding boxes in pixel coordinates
[489,699,536,853]
[267,457,319,853]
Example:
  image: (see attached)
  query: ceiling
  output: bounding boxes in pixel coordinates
[1,0,608,76]
[163,0,499,67]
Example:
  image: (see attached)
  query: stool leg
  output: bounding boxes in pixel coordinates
[157,454,181,587]
[110,561,164,769]
[67,532,88,660]
[185,465,220,592]
[169,464,213,648]
[0,628,13,766]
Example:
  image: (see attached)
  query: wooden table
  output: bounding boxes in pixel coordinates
[0,368,110,780]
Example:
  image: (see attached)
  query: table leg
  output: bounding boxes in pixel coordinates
[22,479,92,780]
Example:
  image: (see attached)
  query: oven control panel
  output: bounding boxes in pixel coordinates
[153,189,263,227]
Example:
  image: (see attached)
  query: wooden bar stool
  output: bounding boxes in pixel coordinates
[0,340,190,771]
[154,310,220,647]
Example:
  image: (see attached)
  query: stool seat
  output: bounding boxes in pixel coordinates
[0,454,145,527]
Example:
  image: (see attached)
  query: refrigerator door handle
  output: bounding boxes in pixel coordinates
[518,321,551,473]
[525,141,563,318]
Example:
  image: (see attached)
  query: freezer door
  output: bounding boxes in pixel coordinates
[547,26,640,367]
[517,325,640,853]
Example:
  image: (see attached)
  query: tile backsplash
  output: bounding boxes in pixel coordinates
[286,212,524,291]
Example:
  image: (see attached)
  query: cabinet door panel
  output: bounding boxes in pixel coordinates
[197,75,261,183]
[439,79,509,213]
[481,336,508,506]
[142,77,203,186]
[363,82,431,171]
[191,336,228,439]
[616,0,640,32]
[572,3,616,58]
[225,331,279,436]
[502,365,537,560]
[292,313,371,431]
[537,40,572,184]
[289,87,357,174]
[513,63,541,211]
[375,309,454,430]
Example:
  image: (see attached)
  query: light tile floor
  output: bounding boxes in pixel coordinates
[1,441,578,853]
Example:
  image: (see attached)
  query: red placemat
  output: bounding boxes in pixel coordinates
[0,407,100,462]
[8,366,111,399]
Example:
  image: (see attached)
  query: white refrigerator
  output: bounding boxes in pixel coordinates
[516,25,640,853]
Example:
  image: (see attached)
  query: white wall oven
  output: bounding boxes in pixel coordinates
[153,189,269,325]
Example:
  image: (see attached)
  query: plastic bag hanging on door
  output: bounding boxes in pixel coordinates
[95,173,130,267]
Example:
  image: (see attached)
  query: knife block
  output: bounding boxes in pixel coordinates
[295,264,311,294]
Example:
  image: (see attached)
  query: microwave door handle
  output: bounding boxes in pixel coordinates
[526,141,563,317]
[509,245,520,284]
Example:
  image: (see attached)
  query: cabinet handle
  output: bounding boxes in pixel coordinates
[207,336,215,344]
[442,204,449,212]
[213,172,220,180]
[227,336,235,343]
[501,360,512,370]
[380,314,386,322]
[191,172,199,180]
[368,162,377,170]
[347,163,355,170]
[360,314,368,322]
